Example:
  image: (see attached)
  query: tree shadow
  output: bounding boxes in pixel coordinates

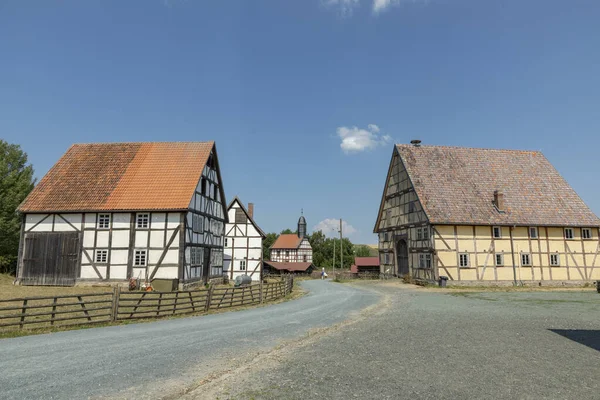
[549,329,600,352]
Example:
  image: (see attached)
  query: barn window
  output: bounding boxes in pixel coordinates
[235,208,247,224]
[134,250,147,266]
[95,250,108,263]
[521,253,531,266]
[239,260,246,271]
[459,253,469,268]
[564,228,574,240]
[224,238,228,247]
[136,213,149,229]
[495,253,504,267]
[528,227,538,239]
[98,214,111,229]
[550,253,560,267]
[582,228,592,239]
[493,226,502,238]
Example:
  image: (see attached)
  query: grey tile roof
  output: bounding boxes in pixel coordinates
[396,144,600,227]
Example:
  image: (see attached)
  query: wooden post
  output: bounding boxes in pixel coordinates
[51,297,58,326]
[20,299,28,329]
[259,280,264,304]
[157,293,163,316]
[189,291,195,312]
[112,286,121,321]
[173,291,179,315]
[205,284,214,312]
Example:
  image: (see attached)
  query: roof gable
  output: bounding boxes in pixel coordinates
[393,144,600,227]
[227,197,266,238]
[19,142,217,213]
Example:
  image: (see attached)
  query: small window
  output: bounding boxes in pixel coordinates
[419,254,432,268]
[416,228,423,240]
[224,238,228,247]
[285,250,290,257]
[582,228,592,239]
[459,253,469,268]
[493,226,502,239]
[136,213,149,229]
[495,253,504,267]
[95,249,108,263]
[200,178,207,196]
[529,227,538,239]
[213,185,218,200]
[239,260,246,271]
[276,250,281,257]
[384,232,389,242]
[303,254,307,262]
[550,253,560,267]
[235,208,247,224]
[564,228,574,239]
[98,214,111,229]
[134,250,147,266]
[521,253,531,266]
[384,253,390,264]
[422,227,429,240]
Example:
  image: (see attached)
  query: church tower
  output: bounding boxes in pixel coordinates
[298,210,307,239]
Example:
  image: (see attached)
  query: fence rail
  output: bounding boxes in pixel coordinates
[0,276,294,331]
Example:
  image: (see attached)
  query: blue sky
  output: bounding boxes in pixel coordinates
[2,0,600,244]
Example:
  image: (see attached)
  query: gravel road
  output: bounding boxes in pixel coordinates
[201,282,600,400]
[0,280,379,400]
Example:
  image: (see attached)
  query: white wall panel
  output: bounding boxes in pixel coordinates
[148,250,162,265]
[25,214,48,231]
[249,238,262,248]
[248,248,261,259]
[111,250,128,265]
[152,213,166,230]
[153,266,178,279]
[113,213,130,229]
[163,249,179,264]
[112,230,130,247]
[83,231,95,248]
[135,231,149,248]
[167,213,180,229]
[233,248,248,259]
[84,213,96,229]
[150,231,164,248]
[96,231,109,248]
[80,265,99,279]
[111,265,127,279]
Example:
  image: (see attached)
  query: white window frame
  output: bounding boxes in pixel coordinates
[492,226,502,239]
[564,228,574,240]
[521,253,532,266]
[459,253,469,268]
[136,213,149,229]
[495,253,504,267]
[550,253,560,267]
[422,227,429,240]
[419,254,432,269]
[529,227,538,239]
[582,228,592,240]
[134,249,147,267]
[98,214,111,229]
[95,249,108,264]
[416,228,423,240]
[239,260,246,271]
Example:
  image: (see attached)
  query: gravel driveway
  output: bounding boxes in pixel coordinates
[0,280,379,400]
[200,282,600,400]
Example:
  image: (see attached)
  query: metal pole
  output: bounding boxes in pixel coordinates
[340,218,343,271]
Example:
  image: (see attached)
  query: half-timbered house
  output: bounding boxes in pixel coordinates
[269,214,313,263]
[223,197,266,281]
[374,143,600,284]
[16,141,227,287]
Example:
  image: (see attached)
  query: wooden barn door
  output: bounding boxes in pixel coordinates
[396,239,409,276]
[21,232,79,286]
[202,248,211,283]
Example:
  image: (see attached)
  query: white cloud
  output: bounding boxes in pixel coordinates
[324,0,360,16]
[313,219,358,237]
[337,124,391,154]
[373,0,398,13]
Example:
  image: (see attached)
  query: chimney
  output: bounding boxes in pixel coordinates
[410,139,422,147]
[494,190,505,212]
[248,203,254,219]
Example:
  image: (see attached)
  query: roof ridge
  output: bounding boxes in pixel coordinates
[396,144,543,154]
[72,141,214,146]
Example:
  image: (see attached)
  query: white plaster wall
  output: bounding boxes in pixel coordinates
[249,238,262,248]
[152,213,167,230]
[113,213,130,229]
[112,230,130,247]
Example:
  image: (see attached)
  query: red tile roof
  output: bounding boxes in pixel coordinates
[354,257,380,267]
[380,145,600,227]
[264,261,314,272]
[270,234,302,249]
[19,142,217,213]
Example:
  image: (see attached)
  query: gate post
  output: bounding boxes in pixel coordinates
[112,286,121,321]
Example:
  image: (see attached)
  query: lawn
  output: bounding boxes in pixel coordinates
[0,274,116,300]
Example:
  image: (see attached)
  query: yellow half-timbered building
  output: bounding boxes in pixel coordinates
[374,143,600,284]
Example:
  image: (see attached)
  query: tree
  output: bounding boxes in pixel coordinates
[355,245,372,257]
[0,141,35,274]
[280,228,295,234]
[262,233,278,261]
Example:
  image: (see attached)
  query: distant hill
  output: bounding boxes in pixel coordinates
[354,244,379,257]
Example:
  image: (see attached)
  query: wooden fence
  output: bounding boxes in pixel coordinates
[0,276,294,331]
